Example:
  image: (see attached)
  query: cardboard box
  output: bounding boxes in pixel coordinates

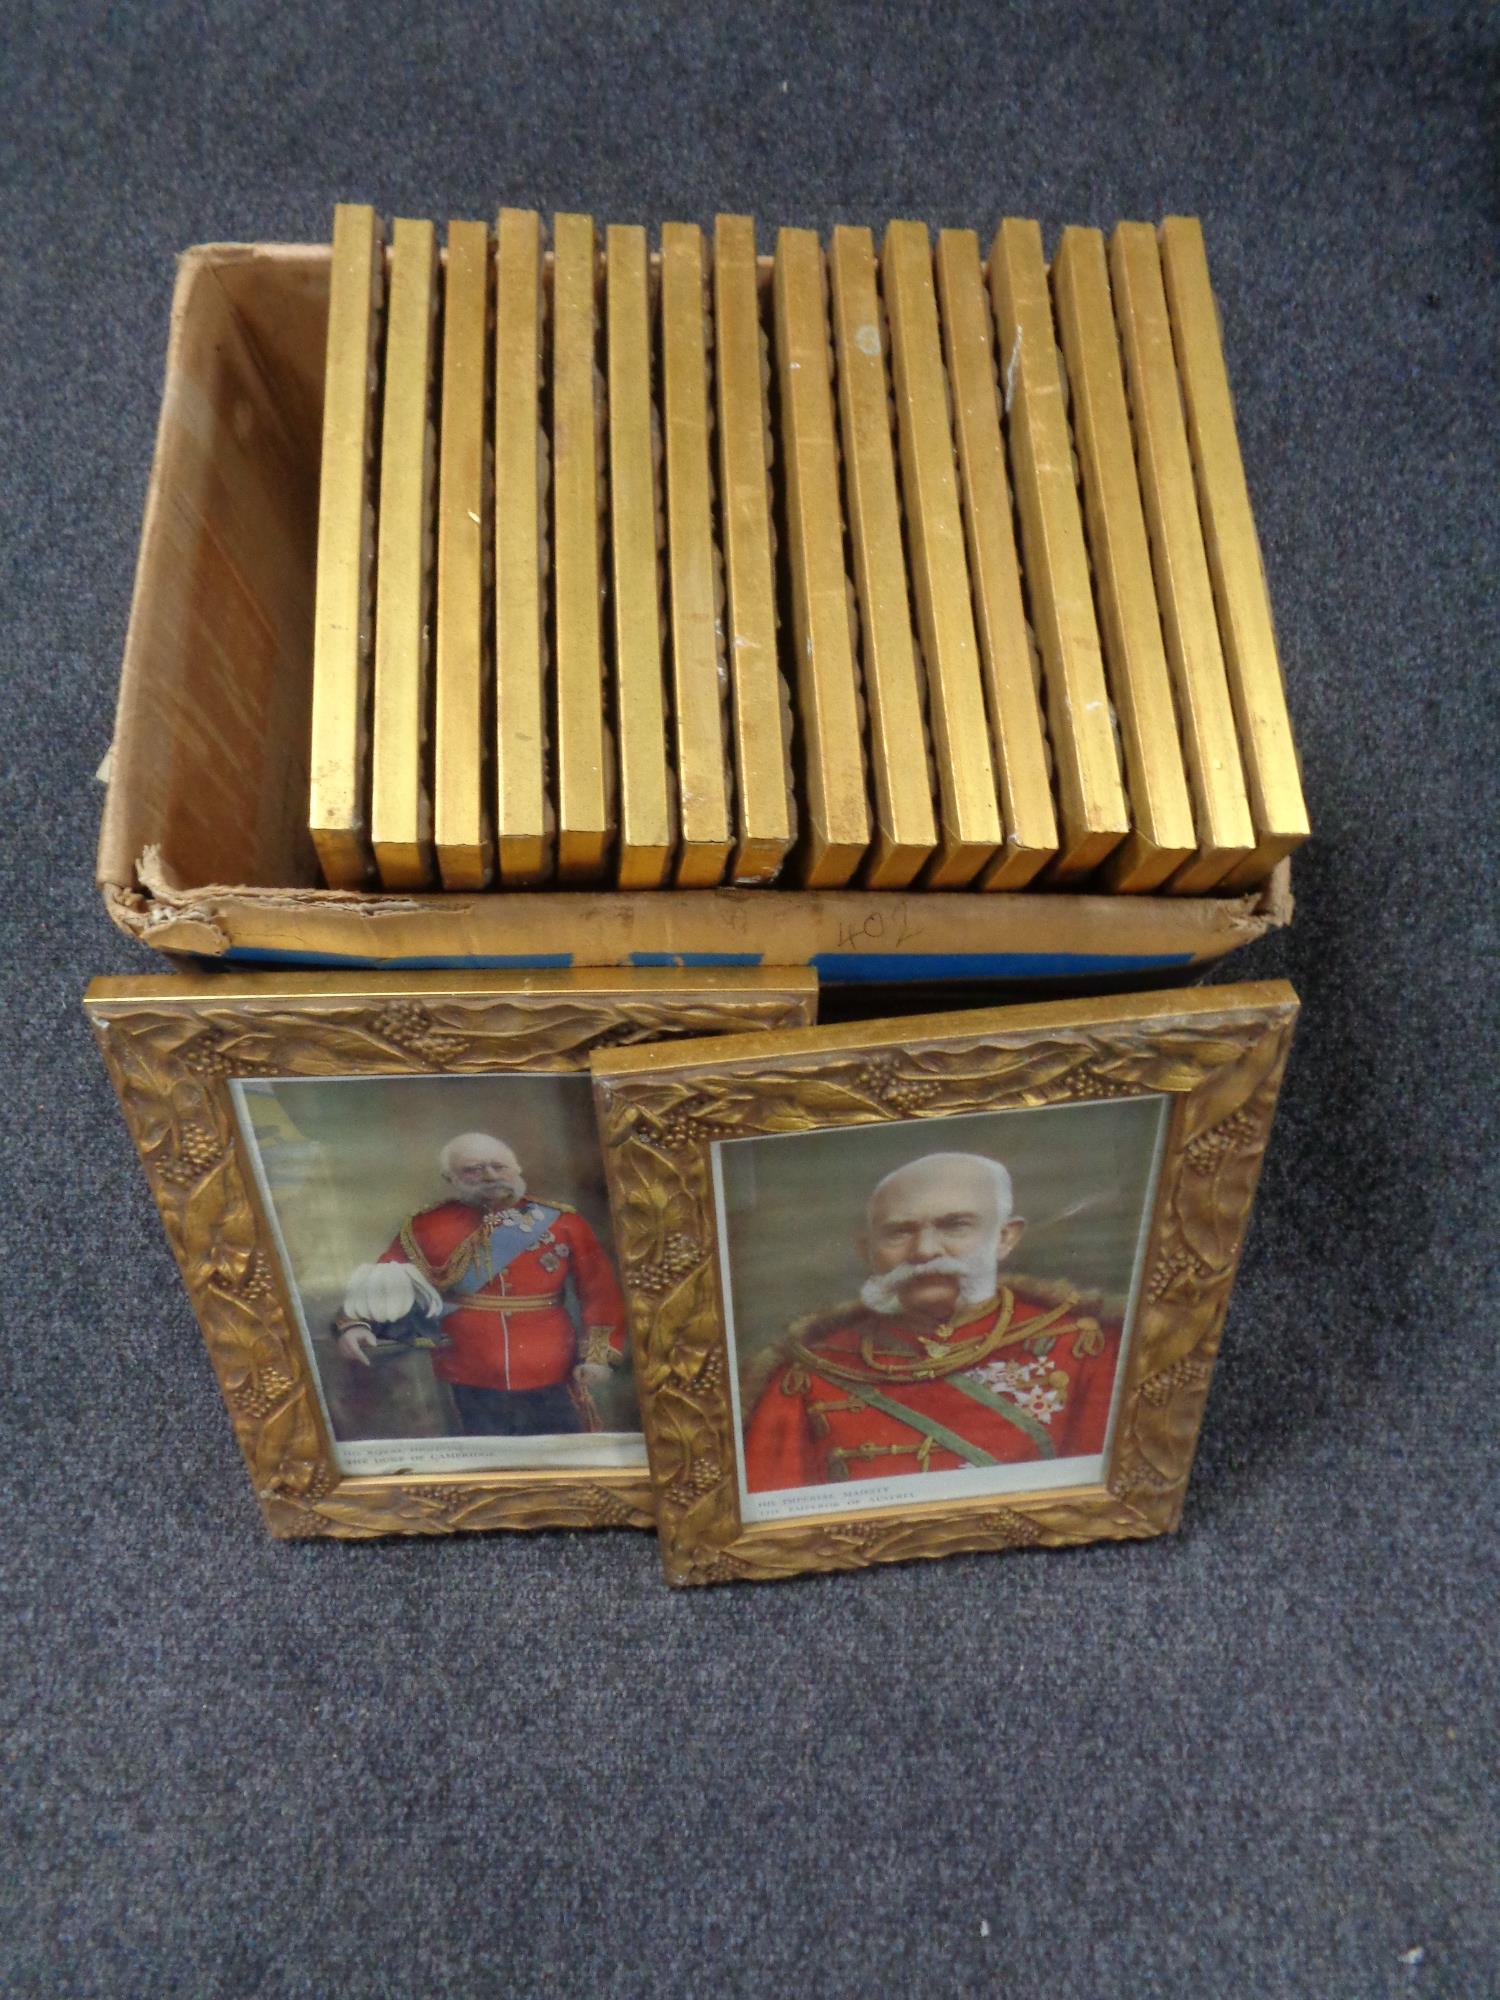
[97,243,1291,987]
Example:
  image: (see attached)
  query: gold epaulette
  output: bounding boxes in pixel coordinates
[397,1216,439,1283]
[740,1308,864,1415]
[400,1211,483,1291]
[786,1300,867,1349]
[1006,1271,1121,1359]
[1007,1270,1124,1320]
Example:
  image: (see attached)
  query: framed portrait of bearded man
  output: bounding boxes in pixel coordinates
[592,981,1298,1585]
[86,967,816,1538]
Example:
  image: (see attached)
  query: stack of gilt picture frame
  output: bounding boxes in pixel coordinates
[88,968,1297,1584]
[308,202,1307,897]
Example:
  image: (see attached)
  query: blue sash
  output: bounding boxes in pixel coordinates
[445,1203,563,1301]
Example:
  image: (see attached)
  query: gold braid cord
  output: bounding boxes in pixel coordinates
[787,1288,1083,1388]
[583,1326,621,1367]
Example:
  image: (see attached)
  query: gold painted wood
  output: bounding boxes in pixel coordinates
[881,221,1003,887]
[606,224,674,888]
[1051,227,1197,892]
[1110,222,1255,891]
[494,207,551,884]
[828,225,937,887]
[371,217,439,888]
[593,979,1298,1586]
[660,223,733,886]
[714,215,795,884]
[934,229,1057,889]
[309,203,383,887]
[988,218,1129,882]
[85,966,819,1540]
[1159,216,1309,887]
[773,227,871,886]
[434,221,494,889]
[552,213,613,882]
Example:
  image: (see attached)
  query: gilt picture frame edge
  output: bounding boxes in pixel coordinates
[84,965,820,1541]
[591,980,1298,1586]
[588,977,1299,1082]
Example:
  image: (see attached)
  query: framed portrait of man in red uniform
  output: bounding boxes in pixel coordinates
[723,1109,1159,1526]
[87,966,817,1538]
[234,1073,641,1478]
[593,982,1298,1585]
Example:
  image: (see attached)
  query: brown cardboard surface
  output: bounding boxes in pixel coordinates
[98,243,1290,981]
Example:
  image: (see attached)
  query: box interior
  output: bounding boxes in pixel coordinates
[99,245,334,897]
[97,243,1289,981]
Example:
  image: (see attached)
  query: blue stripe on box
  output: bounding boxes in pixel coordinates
[810,950,1195,983]
[626,951,763,968]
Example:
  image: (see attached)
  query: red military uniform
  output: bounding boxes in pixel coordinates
[374,1197,625,1394]
[743,1278,1122,1493]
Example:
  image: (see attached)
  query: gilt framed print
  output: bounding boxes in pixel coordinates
[591,982,1297,1584]
[86,966,817,1538]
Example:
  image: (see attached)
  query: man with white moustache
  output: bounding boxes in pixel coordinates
[333,1131,626,1437]
[741,1151,1122,1493]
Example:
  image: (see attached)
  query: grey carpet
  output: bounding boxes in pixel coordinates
[3,3,1497,1995]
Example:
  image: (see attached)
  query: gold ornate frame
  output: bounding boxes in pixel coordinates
[86,966,818,1539]
[592,980,1298,1585]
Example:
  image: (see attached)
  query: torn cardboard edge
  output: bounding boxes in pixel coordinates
[100,845,1290,981]
[95,237,1294,988]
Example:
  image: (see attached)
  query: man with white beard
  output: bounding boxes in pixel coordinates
[741,1151,1122,1494]
[332,1132,626,1437]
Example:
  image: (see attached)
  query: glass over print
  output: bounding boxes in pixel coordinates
[234,1071,643,1476]
[714,1098,1167,1522]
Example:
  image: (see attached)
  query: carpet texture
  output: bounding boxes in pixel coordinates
[2,4,1497,1995]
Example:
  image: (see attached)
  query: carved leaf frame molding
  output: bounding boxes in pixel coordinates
[592,981,1299,1585]
[86,971,817,1539]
